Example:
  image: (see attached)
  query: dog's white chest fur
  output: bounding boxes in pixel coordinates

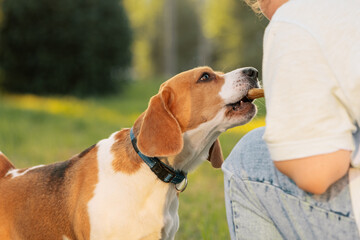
[87,134,179,240]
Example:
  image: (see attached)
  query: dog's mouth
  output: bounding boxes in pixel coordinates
[226,96,254,112]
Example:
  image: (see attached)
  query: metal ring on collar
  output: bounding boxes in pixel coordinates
[175,177,188,193]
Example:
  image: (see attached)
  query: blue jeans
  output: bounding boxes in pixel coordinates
[223,127,359,240]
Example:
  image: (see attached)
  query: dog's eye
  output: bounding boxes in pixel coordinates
[198,73,212,82]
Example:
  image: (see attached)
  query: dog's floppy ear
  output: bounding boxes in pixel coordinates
[208,138,224,168]
[137,87,183,157]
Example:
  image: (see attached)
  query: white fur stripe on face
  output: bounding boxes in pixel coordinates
[219,68,249,105]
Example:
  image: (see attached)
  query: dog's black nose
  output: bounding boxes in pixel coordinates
[242,67,258,79]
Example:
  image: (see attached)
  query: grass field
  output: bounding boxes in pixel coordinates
[0,80,266,239]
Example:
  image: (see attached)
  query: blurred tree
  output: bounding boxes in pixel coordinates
[124,0,266,79]
[153,0,203,76]
[236,3,268,74]
[163,0,177,77]
[123,0,164,79]
[125,0,205,79]
[0,0,132,96]
[175,0,204,73]
[200,0,267,72]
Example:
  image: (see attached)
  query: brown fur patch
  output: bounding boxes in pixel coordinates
[137,88,184,157]
[0,146,99,240]
[112,129,143,174]
[208,139,224,168]
[225,102,255,119]
[162,66,225,131]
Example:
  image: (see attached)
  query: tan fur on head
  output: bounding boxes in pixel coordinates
[137,87,184,157]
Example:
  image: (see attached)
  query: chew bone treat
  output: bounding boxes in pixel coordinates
[247,88,264,99]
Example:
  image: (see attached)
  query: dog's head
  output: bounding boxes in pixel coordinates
[135,66,260,170]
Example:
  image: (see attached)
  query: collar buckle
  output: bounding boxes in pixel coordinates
[151,159,176,183]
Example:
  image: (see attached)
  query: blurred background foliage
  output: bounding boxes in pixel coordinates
[124,0,267,80]
[0,0,267,95]
[0,0,132,96]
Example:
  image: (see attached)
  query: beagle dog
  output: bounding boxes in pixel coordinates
[0,66,260,240]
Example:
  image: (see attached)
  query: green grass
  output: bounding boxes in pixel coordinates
[0,81,265,239]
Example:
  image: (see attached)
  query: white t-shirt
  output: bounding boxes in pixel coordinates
[262,0,360,232]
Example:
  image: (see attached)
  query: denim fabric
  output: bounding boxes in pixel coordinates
[223,127,359,240]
